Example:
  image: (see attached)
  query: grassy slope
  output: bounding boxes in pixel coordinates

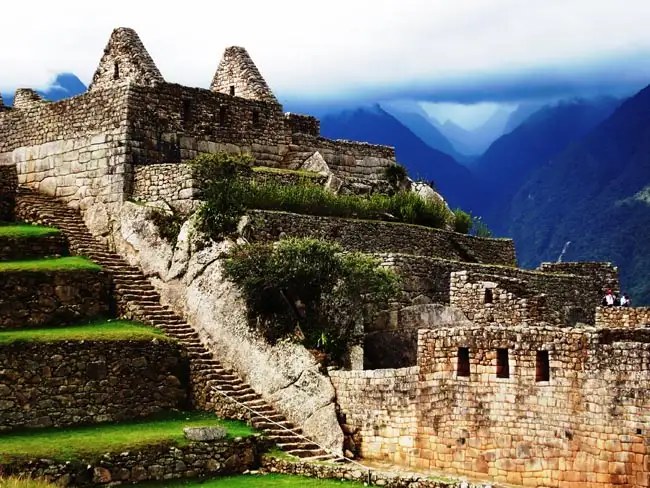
[0,257,100,272]
[0,412,254,462]
[0,478,58,488]
[139,474,364,487]
[0,224,61,238]
[0,320,167,345]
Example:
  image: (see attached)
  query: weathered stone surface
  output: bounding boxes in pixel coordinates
[0,164,16,221]
[184,426,228,441]
[108,203,344,453]
[300,151,330,175]
[0,340,187,431]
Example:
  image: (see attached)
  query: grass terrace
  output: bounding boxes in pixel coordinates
[0,224,61,238]
[0,478,58,488]
[139,474,365,487]
[0,256,100,272]
[0,320,167,345]
[0,412,254,463]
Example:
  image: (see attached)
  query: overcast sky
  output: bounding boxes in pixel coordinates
[2,0,650,108]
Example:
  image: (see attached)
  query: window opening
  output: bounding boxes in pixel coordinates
[484,288,493,304]
[536,350,550,382]
[229,85,235,96]
[219,106,227,125]
[252,109,260,126]
[113,62,120,80]
[182,99,192,122]
[457,347,470,377]
[496,348,510,378]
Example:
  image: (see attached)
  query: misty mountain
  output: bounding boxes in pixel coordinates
[433,108,511,156]
[380,102,468,162]
[474,96,622,235]
[2,73,87,105]
[320,104,483,211]
[502,101,546,134]
[507,85,650,303]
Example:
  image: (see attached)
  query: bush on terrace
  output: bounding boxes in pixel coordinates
[223,237,401,363]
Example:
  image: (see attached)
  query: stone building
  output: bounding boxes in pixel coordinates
[0,27,396,215]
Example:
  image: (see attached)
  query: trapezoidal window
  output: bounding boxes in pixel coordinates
[484,288,493,304]
[252,109,260,127]
[219,106,227,126]
[496,348,510,378]
[113,62,120,80]
[457,347,470,377]
[536,350,550,382]
[229,85,235,96]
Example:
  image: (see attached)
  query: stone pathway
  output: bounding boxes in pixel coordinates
[15,188,337,462]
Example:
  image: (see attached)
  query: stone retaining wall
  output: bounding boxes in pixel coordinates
[0,164,17,221]
[0,233,68,261]
[0,269,112,329]
[596,306,650,328]
[260,454,482,488]
[0,339,188,431]
[2,435,268,486]
[247,211,517,267]
[284,113,320,137]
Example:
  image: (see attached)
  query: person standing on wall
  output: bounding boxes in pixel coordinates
[602,290,615,307]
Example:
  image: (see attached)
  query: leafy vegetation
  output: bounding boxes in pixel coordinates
[471,216,493,238]
[138,473,364,487]
[223,238,400,363]
[383,163,408,188]
[0,257,100,272]
[0,224,60,238]
[0,412,254,462]
[453,209,472,234]
[190,153,453,239]
[0,320,166,345]
[149,204,185,245]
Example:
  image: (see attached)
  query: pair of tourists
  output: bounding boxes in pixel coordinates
[602,290,630,307]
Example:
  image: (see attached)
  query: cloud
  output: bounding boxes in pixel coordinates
[2,0,650,105]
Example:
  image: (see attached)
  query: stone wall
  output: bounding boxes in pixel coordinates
[0,339,188,431]
[0,269,112,329]
[2,435,268,486]
[284,113,320,136]
[0,86,132,211]
[247,211,517,267]
[260,457,482,488]
[0,164,17,221]
[334,326,650,487]
[538,261,620,295]
[330,367,419,464]
[0,233,68,261]
[596,306,650,328]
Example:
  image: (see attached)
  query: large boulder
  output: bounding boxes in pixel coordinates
[110,205,344,454]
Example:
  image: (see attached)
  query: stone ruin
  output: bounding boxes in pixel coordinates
[2,26,650,488]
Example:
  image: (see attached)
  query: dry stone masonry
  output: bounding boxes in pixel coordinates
[0,339,187,431]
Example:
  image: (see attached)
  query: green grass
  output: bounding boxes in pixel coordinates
[0,224,61,238]
[0,320,167,345]
[139,474,364,487]
[0,412,255,463]
[0,478,57,488]
[252,166,321,178]
[0,256,100,272]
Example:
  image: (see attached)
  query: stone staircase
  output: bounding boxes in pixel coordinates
[15,188,339,462]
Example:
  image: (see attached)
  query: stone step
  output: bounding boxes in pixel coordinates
[264,428,303,436]
[277,442,321,451]
[253,420,295,430]
[287,449,329,458]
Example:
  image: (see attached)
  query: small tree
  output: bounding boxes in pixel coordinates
[471,216,493,238]
[223,237,401,363]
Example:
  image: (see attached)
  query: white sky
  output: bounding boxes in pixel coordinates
[2,0,650,102]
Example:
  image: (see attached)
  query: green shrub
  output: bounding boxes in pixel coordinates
[453,209,473,234]
[190,153,460,240]
[223,238,400,363]
[471,216,493,237]
[383,163,408,188]
[150,203,184,245]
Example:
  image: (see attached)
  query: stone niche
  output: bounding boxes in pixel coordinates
[0,269,112,329]
[0,339,188,431]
